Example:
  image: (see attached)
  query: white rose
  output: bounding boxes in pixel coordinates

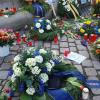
[46,25,51,30]
[11,74,16,82]
[45,62,53,72]
[25,58,36,67]
[35,55,43,63]
[39,49,47,54]
[14,55,21,62]
[46,19,51,24]
[14,67,22,76]
[35,23,41,28]
[40,73,49,83]
[13,62,19,70]
[50,60,55,67]
[39,29,44,33]
[31,66,41,75]
[26,87,35,95]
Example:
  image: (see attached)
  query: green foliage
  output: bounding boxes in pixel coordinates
[93,3,100,14]
[20,93,32,100]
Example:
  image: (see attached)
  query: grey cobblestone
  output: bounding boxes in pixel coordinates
[93,61,100,70]
[77,45,87,51]
[60,35,67,42]
[69,43,76,46]
[93,96,100,100]
[92,89,100,95]
[0,71,8,79]
[60,48,69,53]
[79,51,90,59]
[82,59,93,67]
[68,38,75,42]
[60,42,68,48]
[70,47,77,52]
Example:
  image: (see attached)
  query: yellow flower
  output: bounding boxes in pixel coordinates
[93,14,96,17]
[85,21,91,25]
[97,38,100,42]
[80,28,85,33]
[98,29,100,33]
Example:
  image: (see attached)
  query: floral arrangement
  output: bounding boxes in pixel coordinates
[1,47,89,100]
[57,0,80,19]
[78,20,98,36]
[0,29,16,47]
[29,18,61,41]
[91,38,100,59]
[0,8,16,17]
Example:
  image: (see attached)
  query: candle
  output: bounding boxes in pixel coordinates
[84,34,88,40]
[82,88,89,100]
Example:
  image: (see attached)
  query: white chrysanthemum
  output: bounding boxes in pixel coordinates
[14,55,21,62]
[50,60,55,67]
[26,87,35,95]
[40,73,49,83]
[25,58,36,67]
[38,19,42,22]
[31,66,41,75]
[39,29,44,33]
[11,74,16,82]
[39,49,47,54]
[46,25,51,30]
[62,30,65,33]
[62,1,66,5]
[35,23,41,28]
[14,67,22,76]
[46,19,51,24]
[45,62,53,72]
[13,62,19,70]
[27,47,35,54]
[52,50,57,56]
[35,55,43,63]
[53,22,57,26]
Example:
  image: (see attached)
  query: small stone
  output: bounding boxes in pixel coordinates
[68,38,75,42]
[44,42,51,48]
[82,60,93,67]
[92,89,100,95]
[0,71,8,79]
[60,48,69,54]
[60,42,68,48]
[70,47,77,52]
[69,43,76,46]
[0,63,11,70]
[4,55,15,63]
[88,77,99,80]
[77,45,87,51]
[93,61,100,70]
[60,35,67,42]
[10,45,19,51]
[85,68,97,76]
[75,40,81,45]
[51,45,59,49]
[79,51,90,59]
[93,96,100,100]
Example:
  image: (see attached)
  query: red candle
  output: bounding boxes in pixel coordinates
[84,34,88,40]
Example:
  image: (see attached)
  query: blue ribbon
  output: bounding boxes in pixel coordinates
[47,89,74,100]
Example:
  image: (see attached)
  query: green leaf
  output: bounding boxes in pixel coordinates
[20,93,32,100]
[33,94,46,100]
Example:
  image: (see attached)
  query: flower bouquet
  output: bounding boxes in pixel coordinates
[2,47,89,100]
[91,38,100,59]
[0,8,17,17]
[0,29,16,57]
[29,19,61,41]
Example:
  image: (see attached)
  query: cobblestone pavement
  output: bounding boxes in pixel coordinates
[0,36,100,100]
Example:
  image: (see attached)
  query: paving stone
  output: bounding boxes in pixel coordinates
[10,45,19,51]
[60,48,69,54]
[93,61,100,70]
[79,51,90,59]
[60,35,67,41]
[51,45,59,49]
[68,38,75,42]
[0,63,11,70]
[51,50,59,55]
[75,40,81,45]
[70,47,77,52]
[90,52,98,61]
[82,59,93,67]
[4,55,15,63]
[93,96,100,100]
[77,45,87,51]
[44,42,51,48]
[69,43,76,46]
[74,65,83,74]
[88,76,99,80]
[87,46,92,51]
[92,89,100,95]
[0,71,8,79]
[10,51,18,55]
[0,59,3,65]
[60,42,68,48]
[85,68,97,76]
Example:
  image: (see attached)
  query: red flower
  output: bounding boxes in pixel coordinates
[28,41,33,47]
[8,97,12,100]
[15,32,20,38]
[17,38,22,44]
[64,50,70,57]
[22,37,27,42]
[54,35,58,44]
